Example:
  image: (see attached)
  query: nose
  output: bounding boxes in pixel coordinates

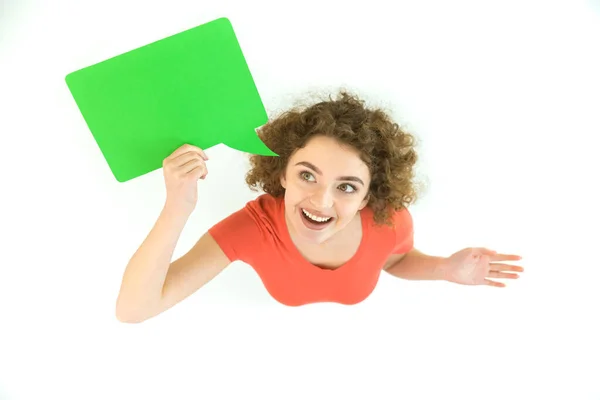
[309,188,333,209]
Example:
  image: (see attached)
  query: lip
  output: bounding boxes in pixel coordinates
[299,208,334,231]
[301,207,333,219]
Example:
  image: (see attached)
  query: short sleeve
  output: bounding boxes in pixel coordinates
[207,207,262,264]
[391,207,414,254]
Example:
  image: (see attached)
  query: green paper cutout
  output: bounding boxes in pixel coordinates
[65,17,278,183]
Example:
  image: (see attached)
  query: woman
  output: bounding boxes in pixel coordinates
[115,91,523,323]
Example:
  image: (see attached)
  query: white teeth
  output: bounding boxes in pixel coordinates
[302,209,332,223]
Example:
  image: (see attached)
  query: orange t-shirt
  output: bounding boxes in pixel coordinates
[208,194,414,306]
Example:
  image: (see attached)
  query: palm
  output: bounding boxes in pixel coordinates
[443,248,524,287]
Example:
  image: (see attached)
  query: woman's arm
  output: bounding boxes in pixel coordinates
[115,205,231,323]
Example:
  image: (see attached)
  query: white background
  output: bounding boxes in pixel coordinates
[1,0,599,399]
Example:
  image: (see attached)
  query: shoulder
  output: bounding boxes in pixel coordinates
[362,205,414,269]
[207,193,281,261]
[391,206,414,253]
[392,206,413,226]
[365,205,413,233]
[208,194,276,234]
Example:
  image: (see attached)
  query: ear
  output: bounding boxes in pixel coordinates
[358,193,371,210]
[280,172,287,189]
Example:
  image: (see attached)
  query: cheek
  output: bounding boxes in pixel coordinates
[339,208,354,220]
[342,203,364,218]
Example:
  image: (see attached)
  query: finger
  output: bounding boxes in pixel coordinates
[165,144,196,161]
[172,152,204,168]
[490,263,524,273]
[490,253,522,262]
[475,248,498,256]
[487,271,520,279]
[180,159,205,175]
[165,150,200,168]
[195,166,208,179]
[185,164,207,180]
[484,279,506,288]
[190,166,208,179]
[166,144,209,162]
[197,148,209,160]
[185,145,209,160]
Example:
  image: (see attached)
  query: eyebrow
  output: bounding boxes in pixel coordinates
[294,161,365,185]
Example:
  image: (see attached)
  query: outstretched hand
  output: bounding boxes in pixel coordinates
[441,248,524,287]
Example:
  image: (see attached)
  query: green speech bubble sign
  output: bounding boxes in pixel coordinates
[65,17,278,183]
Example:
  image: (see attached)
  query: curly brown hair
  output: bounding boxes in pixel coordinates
[244,91,422,228]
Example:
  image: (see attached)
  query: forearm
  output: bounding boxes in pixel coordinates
[385,248,447,281]
[116,205,191,321]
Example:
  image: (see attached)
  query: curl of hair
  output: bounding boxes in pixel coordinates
[245,91,422,228]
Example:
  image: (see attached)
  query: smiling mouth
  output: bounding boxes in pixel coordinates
[301,208,334,224]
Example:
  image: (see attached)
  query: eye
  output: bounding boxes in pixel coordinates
[300,171,313,181]
[299,171,358,194]
[339,183,358,194]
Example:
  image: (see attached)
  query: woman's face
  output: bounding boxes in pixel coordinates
[280,135,371,246]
